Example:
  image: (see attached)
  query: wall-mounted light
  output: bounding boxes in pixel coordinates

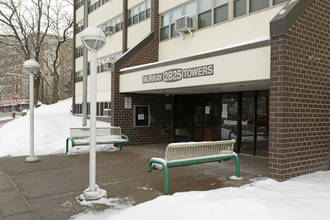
[308,54,321,63]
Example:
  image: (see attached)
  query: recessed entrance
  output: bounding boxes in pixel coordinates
[173,91,269,156]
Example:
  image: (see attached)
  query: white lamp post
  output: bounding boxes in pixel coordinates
[81,27,106,200]
[23,59,40,162]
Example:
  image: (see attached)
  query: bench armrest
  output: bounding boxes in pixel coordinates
[121,134,129,143]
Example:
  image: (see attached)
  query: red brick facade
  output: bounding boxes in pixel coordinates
[269,0,330,180]
[111,0,173,145]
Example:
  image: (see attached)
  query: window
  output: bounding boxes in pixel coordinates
[214,0,228,24]
[115,15,122,32]
[184,1,196,16]
[146,0,151,18]
[75,46,84,58]
[128,9,133,26]
[171,8,182,37]
[234,0,246,17]
[133,6,139,24]
[76,0,84,9]
[198,0,212,29]
[139,3,146,21]
[128,1,150,26]
[249,0,269,13]
[75,71,83,82]
[273,0,287,4]
[160,13,170,40]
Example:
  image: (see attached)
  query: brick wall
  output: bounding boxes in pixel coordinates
[111,0,173,145]
[269,0,330,180]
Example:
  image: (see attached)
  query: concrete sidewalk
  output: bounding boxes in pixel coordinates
[0,144,268,220]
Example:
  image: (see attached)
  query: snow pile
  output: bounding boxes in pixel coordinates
[72,196,135,220]
[0,99,110,157]
[72,171,330,220]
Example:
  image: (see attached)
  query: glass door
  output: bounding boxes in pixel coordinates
[220,94,238,143]
[256,91,269,157]
[240,92,255,154]
[187,95,220,141]
[173,96,192,142]
[192,97,204,141]
[204,95,220,141]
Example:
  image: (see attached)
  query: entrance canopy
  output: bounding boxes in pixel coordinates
[120,37,270,95]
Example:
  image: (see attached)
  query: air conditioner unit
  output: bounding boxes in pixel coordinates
[175,16,195,39]
[103,25,114,36]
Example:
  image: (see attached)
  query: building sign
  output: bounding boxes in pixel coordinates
[124,97,132,109]
[142,64,214,84]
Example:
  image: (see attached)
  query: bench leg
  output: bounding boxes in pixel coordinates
[234,154,240,178]
[147,159,169,195]
[163,166,169,195]
[120,135,129,150]
[66,138,75,155]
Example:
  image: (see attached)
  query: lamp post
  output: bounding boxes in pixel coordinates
[23,59,40,162]
[81,27,106,200]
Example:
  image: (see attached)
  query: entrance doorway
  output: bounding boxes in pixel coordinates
[173,91,269,156]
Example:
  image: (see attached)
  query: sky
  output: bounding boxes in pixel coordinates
[1,99,329,220]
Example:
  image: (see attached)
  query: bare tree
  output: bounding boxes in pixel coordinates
[0,0,73,105]
[41,0,73,103]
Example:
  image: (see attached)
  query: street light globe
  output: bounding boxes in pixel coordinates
[23,60,40,75]
[81,27,106,51]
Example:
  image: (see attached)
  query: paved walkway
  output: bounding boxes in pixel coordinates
[0,144,268,220]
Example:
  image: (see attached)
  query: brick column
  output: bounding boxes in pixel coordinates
[269,0,330,180]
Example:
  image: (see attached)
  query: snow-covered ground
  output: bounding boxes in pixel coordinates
[73,171,330,220]
[0,99,111,157]
[1,99,329,220]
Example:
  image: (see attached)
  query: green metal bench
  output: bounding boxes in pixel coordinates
[66,127,129,154]
[148,140,240,194]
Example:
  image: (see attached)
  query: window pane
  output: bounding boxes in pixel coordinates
[171,8,182,23]
[184,1,196,16]
[215,0,228,7]
[160,26,169,40]
[234,0,246,17]
[146,8,150,18]
[146,0,151,9]
[249,0,269,12]
[199,0,212,12]
[139,2,145,11]
[273,0,287,5]
[133,6,138,15]
[139,12,145,21]
[133,15,138,24]
[198,10,211,28]
[139,3,145,21]
[161,13,169,27]
[214,4,228,24]
[171,23,180,37]
[100,103,104,116]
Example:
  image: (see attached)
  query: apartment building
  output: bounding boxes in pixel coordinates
[73,0,329,181]
[0,35,73,111]
[0,41,29,111]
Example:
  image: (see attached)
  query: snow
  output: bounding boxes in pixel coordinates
[0,98,111,157]
[72,171,330,220]
[1,99,330,220]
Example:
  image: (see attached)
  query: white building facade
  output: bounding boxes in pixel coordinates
[74,0,330,181]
